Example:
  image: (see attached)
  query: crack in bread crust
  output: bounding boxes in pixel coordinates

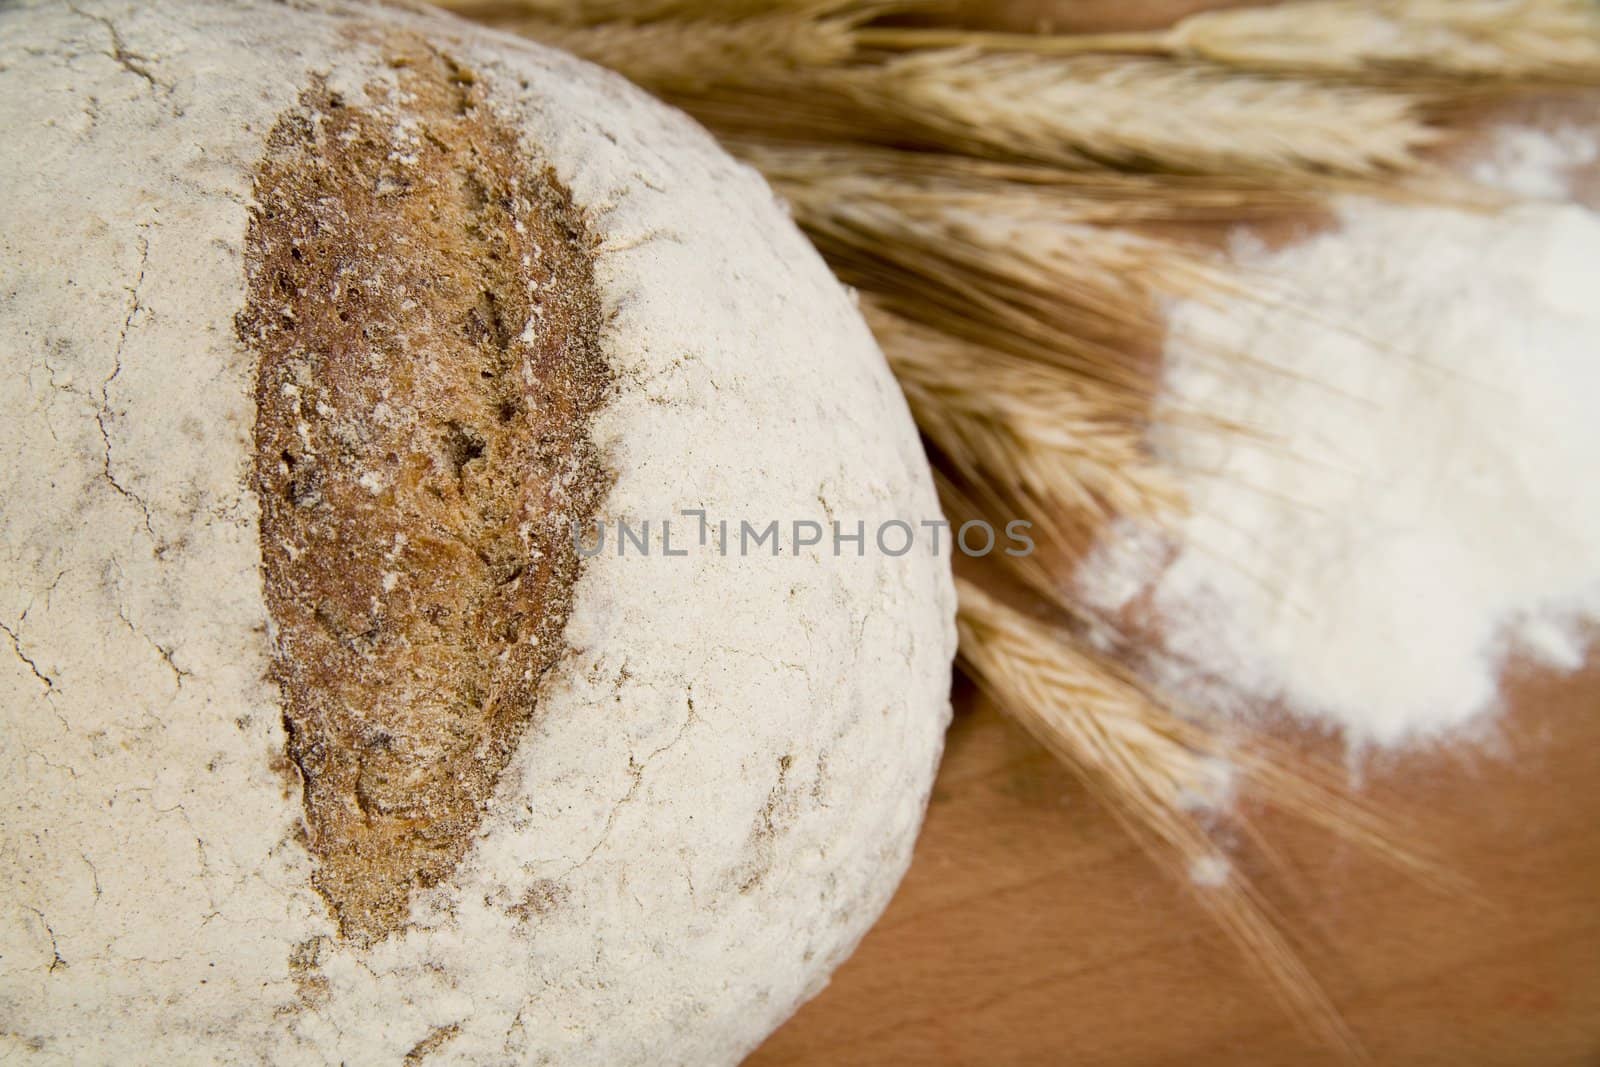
[238,37,609,943]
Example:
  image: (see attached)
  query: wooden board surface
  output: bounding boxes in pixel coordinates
[749,663,1600,1065]
[749,3,1600,1063]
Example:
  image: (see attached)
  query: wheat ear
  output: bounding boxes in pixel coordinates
[1169,0,1600,82]
[857,0,1600,84]
[481,15,1442,178]
[865,301,1180,554]
[784,181,1234,397]
[672,53,1440,178]
[851,51,1439,176]
[952,577,1362,1054]
[734,140,1330,222]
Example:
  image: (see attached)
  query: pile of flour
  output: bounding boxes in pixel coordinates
[1079,130,1600,750]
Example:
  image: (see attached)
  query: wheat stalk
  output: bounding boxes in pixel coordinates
[851,51,1440,175]
[783,180,1236,397]
[857,0,1600,84]
[1170,0,1600,82]
[952,576,1363,1054]
[486,15,1442,178]
[675,55,1441,178]
[461,14,862,91]
[954,573,1473,1047]
[866,300,1181,553]
[735,140,1332,222]
[939,465,1469,887]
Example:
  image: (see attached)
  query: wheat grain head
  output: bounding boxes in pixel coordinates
[785,182,1237,398]
[856,0,1600,86]
[858,50,1440,176]
[1169,0,1600,82]
[737,140,1332,221]
[952,576,1364,1054]
[865,300,1181,554]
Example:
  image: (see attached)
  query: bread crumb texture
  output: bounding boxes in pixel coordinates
[241,34,609,944]
[0,2,954,1064]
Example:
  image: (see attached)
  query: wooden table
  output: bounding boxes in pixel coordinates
[749,663,1600,1065]
[750,3,1600,1063]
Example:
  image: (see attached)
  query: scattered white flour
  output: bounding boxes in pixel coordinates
[1188,854,1233,889]
[1469,122,1599,199]
[1080,134,1600,751]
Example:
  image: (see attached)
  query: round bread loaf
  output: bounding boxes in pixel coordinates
[0,2,955,1062]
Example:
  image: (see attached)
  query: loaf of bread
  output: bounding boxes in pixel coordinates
[0,2,954,1062]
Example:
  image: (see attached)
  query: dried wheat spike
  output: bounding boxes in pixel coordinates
[953,576,1362,1055]
[864,300,1181,554]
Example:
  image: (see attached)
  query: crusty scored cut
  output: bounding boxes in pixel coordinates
[0,2,954,1065]
[245,34,611,946]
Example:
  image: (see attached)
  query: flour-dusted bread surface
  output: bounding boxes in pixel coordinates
[0,2,956,1063]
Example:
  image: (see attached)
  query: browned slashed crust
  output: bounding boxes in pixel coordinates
[238,35,610,943]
